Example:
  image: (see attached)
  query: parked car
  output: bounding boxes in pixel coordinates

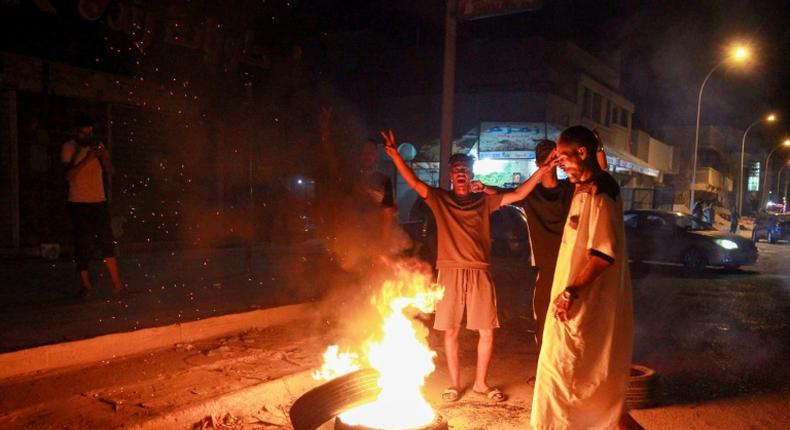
[624,210,758,271]
[751,212,790,243]
[404,200,530,265]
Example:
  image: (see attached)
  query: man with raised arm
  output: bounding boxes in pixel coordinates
[381,130,556,403]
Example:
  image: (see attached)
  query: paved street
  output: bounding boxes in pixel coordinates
[0,240,788,429]
[628,241,790,406]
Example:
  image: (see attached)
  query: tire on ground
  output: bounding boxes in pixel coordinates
[626,364,657,409]
[290,368,381,430]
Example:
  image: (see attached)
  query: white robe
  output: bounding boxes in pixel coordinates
[530,185,634,430]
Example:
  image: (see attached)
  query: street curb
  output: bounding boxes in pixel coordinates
[0,302,317,381]
[125,369,320,430]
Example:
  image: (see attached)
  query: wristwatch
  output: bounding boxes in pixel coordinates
[561,286,579,301]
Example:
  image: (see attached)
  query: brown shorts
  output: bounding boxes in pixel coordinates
[434,268,499,330]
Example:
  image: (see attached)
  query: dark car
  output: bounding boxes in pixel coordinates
[751,212,789,243]
[624,209,758,272]
[403,200,530,264]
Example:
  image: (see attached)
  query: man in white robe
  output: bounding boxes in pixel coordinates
[531,126,635,430]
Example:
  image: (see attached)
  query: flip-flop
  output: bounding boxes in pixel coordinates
[441,387,460,402]
[473,387,506,402]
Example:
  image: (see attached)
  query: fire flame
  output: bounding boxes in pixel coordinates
[315,266,444,429]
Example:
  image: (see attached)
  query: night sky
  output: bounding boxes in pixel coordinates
[2,0,789,147]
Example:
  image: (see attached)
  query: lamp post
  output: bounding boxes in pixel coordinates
[760,138,790,208]
[784,165,790,212]
[738,114,776,214]
[776,161,790,202]
[690,45,751,210]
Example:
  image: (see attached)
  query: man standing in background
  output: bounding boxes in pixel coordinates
[62,114,125,297]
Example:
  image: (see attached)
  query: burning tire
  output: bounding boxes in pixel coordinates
[290,368,381,430]
[335,414,448,430]
[626,364,657,409]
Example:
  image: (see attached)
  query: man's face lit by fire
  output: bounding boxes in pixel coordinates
[556,138,590,183]
[450,160,473,195]
[76,126,93,142]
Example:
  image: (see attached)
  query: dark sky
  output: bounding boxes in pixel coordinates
[322,0,790,144]
[2,0,789,146]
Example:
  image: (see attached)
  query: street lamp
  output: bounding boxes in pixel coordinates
[738,113,777,214]
[760,138,790,208]
[776,160,790,200]
[689,44,752,210]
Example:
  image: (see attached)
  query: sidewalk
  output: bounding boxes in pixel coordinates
[1,304,787,430]
[0,242,327,352]
[1,246,788,429]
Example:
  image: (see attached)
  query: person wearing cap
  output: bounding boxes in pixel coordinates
[61,114,125,297]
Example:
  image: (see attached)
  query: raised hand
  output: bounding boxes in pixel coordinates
[470,180,486,193]
[380,129,398,159]
[543,149,559,168]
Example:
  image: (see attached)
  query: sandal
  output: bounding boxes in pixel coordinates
[441,387,460,402]
[473,387,506,402]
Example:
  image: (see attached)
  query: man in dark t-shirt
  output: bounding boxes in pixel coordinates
[518,140,574,352]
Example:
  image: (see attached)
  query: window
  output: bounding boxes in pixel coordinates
[605,101,612,126]
[747,160,761,192]
[592,93,602,123]
[624,213,638,229]
[612,106,620,126]
[582,88,592,119]
[619,109,629,127]
[643,214,667,230]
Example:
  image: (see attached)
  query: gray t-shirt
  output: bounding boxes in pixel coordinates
[423,188,503,269]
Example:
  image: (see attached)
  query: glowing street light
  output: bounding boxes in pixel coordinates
[760,138,790,207]
[733,46,750,61]
[738,113,777,214]
[689,44,753,209]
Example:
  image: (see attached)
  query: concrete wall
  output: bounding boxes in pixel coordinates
[0,90,18,248]
[647,136,675,174]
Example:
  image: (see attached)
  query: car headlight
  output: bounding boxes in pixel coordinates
[715,239,738,250]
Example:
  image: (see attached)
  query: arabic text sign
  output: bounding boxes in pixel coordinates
[458,0,543,21]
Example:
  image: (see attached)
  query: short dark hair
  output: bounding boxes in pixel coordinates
[559,126,598,155]
[448,153,475,168]
[74,114,94,129]
[535,139,556,165]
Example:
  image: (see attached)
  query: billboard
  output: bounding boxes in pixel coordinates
[458,0,544,21]
[478,122,563,159]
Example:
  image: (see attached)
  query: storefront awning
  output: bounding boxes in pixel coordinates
[603,145,660,178]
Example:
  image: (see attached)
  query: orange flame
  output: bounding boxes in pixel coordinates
[315,265,444,429]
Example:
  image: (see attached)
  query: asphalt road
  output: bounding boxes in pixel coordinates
[629,241,790,406]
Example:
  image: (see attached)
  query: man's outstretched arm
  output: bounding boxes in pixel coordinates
[381,130,429,199]
[499,163,554,206]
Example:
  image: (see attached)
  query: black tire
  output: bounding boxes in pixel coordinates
[682,247,707,273]
[626,364,657,410]
[290,369,381,430]
[335,414,449,430]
